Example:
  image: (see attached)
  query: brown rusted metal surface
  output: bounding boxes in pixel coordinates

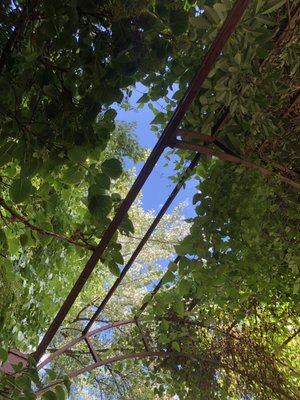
[36,351,189,397]
[0,349,28,375]
[84,337,100,363]
[134,318,151,352]
[174,140,300,190]
[176,129,238,156]
[34,0,251,362]
[37,319,135,370]
[139,255,181,315]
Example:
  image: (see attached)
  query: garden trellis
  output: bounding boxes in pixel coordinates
[1,0,299,396]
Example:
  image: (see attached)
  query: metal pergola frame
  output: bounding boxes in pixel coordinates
[34,0,252,363]
[3,0,299,395]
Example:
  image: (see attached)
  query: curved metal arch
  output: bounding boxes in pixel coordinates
[36,350,189,397]
[37,319,136,371]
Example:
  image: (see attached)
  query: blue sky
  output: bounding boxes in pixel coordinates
[115,83,196,218]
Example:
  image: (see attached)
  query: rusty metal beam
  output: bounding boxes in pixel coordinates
[176,129,238,156]
[174,140,300,190]
[134,318,151,352]
[36,351,189,397]
[37,319,135,370]
[138,255,181,315]
[177,129,300,179]
[33,0,251,362]
[84,337,100,363]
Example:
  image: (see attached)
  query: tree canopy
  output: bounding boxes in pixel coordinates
[0,0,299,399]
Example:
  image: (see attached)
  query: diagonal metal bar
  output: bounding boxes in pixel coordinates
[34,0,251,362]
[138,255,181,316]
[85,337,123,396]
[82,155,200,335]
[84,337,100,363]
[134,318,150,352]
[174,140,300,190]
[177,129,300,179]
[37,319,135,370]
[176,129,238,156]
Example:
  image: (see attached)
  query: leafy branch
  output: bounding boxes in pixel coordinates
[0,198,96,252]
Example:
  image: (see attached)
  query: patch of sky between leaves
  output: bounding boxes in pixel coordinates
[114,82,197,219]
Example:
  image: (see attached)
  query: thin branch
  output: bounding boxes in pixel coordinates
[282,89,300,118]
[120,234,178,246]
[275,358,300,377]
[0,198,96,251]
[281,327,300,347]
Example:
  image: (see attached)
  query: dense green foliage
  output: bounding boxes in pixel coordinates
[0,0,299,399]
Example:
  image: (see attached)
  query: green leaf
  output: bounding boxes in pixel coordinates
[9,178,33,203]
[255,15,277,25]
[169,10,189,36]
[150,112,165,125]
[8,237,20,255]
[173,300,185,317]
[142,293,152,305]
[110,249,124,265]
[68,146,87,164]
[55,385,66,400]
[255,0,263,14]
[157,333,168,344]
[234,52,241,65]
[45,369,58,381]
[101,158,122,179]
[200,95,208,105]
[171,341,180,352]
[119,215,134,235]
[0,229,8,252]
[88,194,112,219]
[204,6,220,24]
[62,166,85,185]
[108,262,120,277]
[137,93,149,103]
[162,270,175,284]
[213,3,227,18]
[230,99,238,114]
[63,377,71,395]
[262,0,285,14]
[42,390,57,400]
[12,362,24,372]
[178,280,190,296]
[293,278,300,294]
[0,348,8,362]
[94,173,111,190]
[43,84,57,97]
[36,221,53,246]
[88,184,107,198]
[21,157,42,178]
[161,319,169,331]
[0,141,16,167]
[191,16,211,30]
